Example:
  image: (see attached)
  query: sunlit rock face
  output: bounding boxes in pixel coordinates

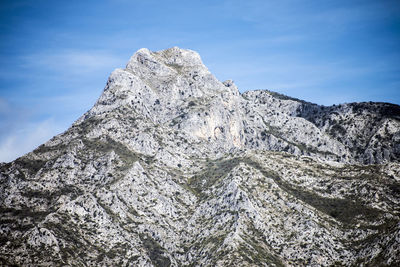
[1,47,399,266]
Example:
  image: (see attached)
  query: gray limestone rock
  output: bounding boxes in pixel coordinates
[1,47,399,266]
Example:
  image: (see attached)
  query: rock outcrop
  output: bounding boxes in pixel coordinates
[1,47,399,266]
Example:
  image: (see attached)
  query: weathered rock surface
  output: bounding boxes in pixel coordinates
[1,47,399,266]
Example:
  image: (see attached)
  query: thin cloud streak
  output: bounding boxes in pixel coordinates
[21,50,126,75]
[0,118,66,162]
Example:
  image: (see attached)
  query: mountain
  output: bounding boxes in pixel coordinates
[1,47,399,266]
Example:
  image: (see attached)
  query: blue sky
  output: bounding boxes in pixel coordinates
[0,0,399,162]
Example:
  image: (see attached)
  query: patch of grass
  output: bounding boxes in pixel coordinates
[139,233,171,267]
[187,158,241,197]
[243,157,383,226]
[74,117,102,135]
[238,223,285,266]
[34,143,67,155]
[21,186,83,201]
[14,158,46,176]
[186,233,230,267]
[0,207,52,220]
[265,89,310,104]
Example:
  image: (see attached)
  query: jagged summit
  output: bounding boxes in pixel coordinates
[78,47,244,154]
[76,47,400,164]
[1,48,400,266]
[85,47,238,114]
[128,47,205,69]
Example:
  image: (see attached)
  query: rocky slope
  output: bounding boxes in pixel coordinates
[1,47,399,266]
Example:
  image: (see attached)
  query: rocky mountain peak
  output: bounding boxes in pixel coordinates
[72,47,400,165]
[85,47,236,116]
[76,47,245,155]
[128,46,204,70]
[1,48,399,266]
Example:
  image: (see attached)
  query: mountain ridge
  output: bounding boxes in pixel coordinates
[1,47,399,266]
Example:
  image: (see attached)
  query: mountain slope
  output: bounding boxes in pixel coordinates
[242,90,400,164]
[1,47,399,266]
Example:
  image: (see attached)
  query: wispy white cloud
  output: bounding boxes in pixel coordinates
[21,49,125,75]
[0,49,124,163]
[0,118,65,163]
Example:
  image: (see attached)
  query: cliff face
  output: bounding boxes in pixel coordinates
[1,47,399,266]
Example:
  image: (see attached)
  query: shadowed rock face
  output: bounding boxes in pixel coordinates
[1,47,399,266]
